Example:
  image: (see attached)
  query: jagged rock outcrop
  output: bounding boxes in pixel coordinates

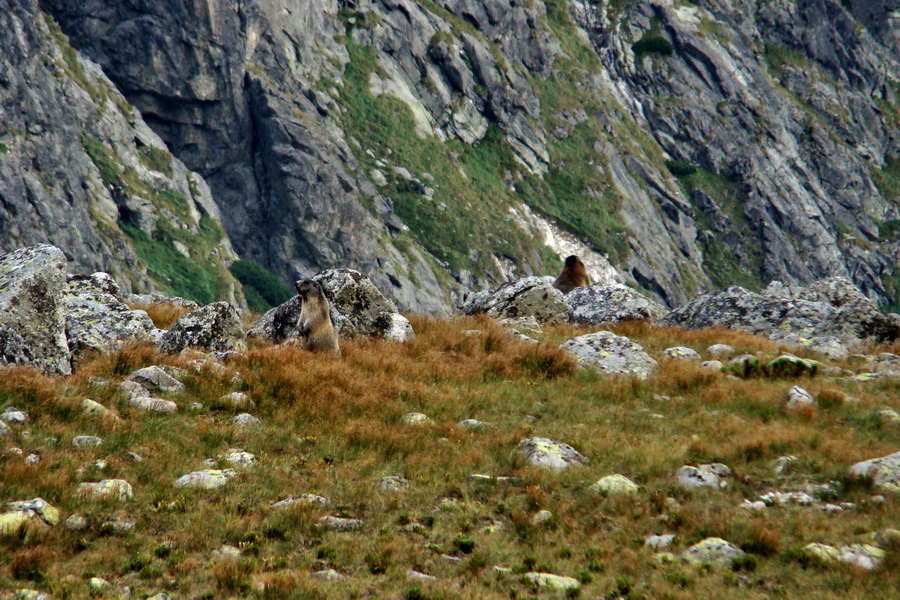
[660,277,900,351]
[157,302,246,354]
[0,0,242,305]
[566,283,667,324]
[0,245,71,375]
[460,277,568,323]
[560,331,658,379]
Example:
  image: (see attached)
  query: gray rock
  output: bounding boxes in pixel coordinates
[379,476,411,492]
[782,386,816,410]
[460,277,568,323]
[220,449,257,467]
[24,453,40,465]
[803,543,886,570]
[682,537,745,567]
[173,469,236,490]
[158,302,246,354]
[531,509,553,524]
[65,514,88,531]
[72,436,103,448]
[458,419,492,430]
[77,479,133,501]
[4,498,60,526]
[402,412,433,426]
[320,516,363,531]
[707,344,734,357]
[0,245,71,375]
[213,545,242,559]
[407,570,437,582]
[130,396,177,414]
[0,420,10,436]
[661,346,702,361]
[64,273,154,365]
[516,437,588,470]
[82,399,111,417]
[1,407,29,424]
[218,392,254,409]
[273,494,330,508]
[773,455,797,475]
[849,451,900,493]
[246,296,304,344]
[645,534,676,549]
[313,269,415,341]
[311,569,344,581]
[700,360,723,371]
[522,572,581,592]
[676,463,732,490]
[232,413,260,427]
[560,331,658,379]
[566,283,666,324]
[590,474,640,495]
[128,366,185,393]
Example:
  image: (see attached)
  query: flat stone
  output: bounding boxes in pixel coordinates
[517,437,588,470]
[221,449,257,467]
[320,516,363,531]
[219,392,254,408]
[458,418,492,430]
[72,435,103,448]
[311,569,344,581]
[560,331,658,379]
[662,346,702,361]
[523,572,581,592]
[407,570,437,582]
[707,344,734,357]
[77,479,133,501]
[213,545,242,559]
[174,469,236,490]
[130,396,177,413]
[128,366,185,393]
[273,494,330,508]
[645,534,676,549]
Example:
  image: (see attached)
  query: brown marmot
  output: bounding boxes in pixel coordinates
[294,279,340,355]
[552,255,591,294]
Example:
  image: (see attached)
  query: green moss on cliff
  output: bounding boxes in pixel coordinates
[229,260,292,314]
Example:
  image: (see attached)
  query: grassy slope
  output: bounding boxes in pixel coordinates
[0,317,898,599]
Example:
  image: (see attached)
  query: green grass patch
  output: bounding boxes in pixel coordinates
[633,18,674,57]
[137,146,173,177]
[229,260,293,314]
[870,156,900,208]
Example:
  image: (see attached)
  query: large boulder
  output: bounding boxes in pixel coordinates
[849,451,900,493]
[560,331,658,379]
[246,296,304,343]
[460,276,568,323]
[157,302,246,353]
[64,274,155,365]
[0,245,71,375]
[313,269,414,341]
[566,283,667,325]
[661,278,900,353]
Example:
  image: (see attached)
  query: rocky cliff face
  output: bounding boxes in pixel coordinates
[4,0,899,312]
[0,0,243,306]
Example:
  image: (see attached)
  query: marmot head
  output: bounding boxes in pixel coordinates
[564,255,584,269]
[295,279,325,301]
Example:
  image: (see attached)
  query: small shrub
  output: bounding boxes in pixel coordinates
[453,538,475,554]
[665,160,697,177]
[633,36,675,56]
[229,259,292,313]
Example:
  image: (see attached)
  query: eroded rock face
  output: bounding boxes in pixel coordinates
[246,296,303,344]
[682,538,745,567]
[158,302,246,353]
[566,283,667,325]
[516,437,588,470]
[849,451,900,493]
[0,245,71,375]
[660,278,900,351]
[461,277,568,323]
[313,269,414,341]
[64,273,155,364]
[560,331,658,379]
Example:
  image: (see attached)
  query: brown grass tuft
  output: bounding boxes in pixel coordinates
[129,302,191,329]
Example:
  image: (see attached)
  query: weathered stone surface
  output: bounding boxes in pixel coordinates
[128,366,184,393]
[246,296,303,344]
[0,245,70,375]
[1,498,60,533]
[174,469,236,490]
[402,412,433,426]
[130,396,177,414]
[232,413,260,427]
[458,419,492,430]
[314,269,415,341]
[320,516,363,531]
[516,437,588,470]
[682,537,745,566]
[803,543,886,570]
[676,464,732,490]
[782,386,816,410]
[158,302,246,354]
[849,451,900,493]
[566,283,666,325]
[661,279,900,351]
[72,435,103,448]
[662,346,702,361]
[273,494,330,508]
[1,407,29,424]
[645,534,676,550]
[523,572,580,592]
[560,331,658,379]
[64,273,154,364]
[311,569,344,581]
[708,344,735,357]
[460,277,568,323]
[379,476,411,492]
[82,399,111,417]
[590,474,640,495]
[77,479,133,501]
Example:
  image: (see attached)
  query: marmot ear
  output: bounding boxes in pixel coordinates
[294,280,304,294]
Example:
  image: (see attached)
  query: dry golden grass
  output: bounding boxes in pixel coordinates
[128,302,192,330]
[0,317,897,599]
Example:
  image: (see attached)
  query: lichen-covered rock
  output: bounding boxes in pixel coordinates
[64,273,154,365]
[379,475,411,492]
[158,302,246,353]
[273,494,330,508]
[523,572,581,592]
[458,419,492,430]
[0,245,71,375]
[566,283,666,325]
[82,399,111,417]
[661,279,900,352]
[246,296,303,344]
[849,451,900,493]
[0,498,60,534]
[460,277,568,323]
[645,534,676,549]
[782,386,816,410]
[232,413,260,427]
[125,293,198,313]
[766,354,819,377]
[591,474,640,495]
[803,543,886,570]
[402,412,433,426]
[516,437,588,470]
[682,537,745,566]
[77,479,133,501]
[219,449,257,467]
[128,366,185,393]
[676,464,732,489]
[130,396,177,414]
[174,469,236,490]
[560,331,658,379]
[72,435,103,448]
[708,344,734,357]
[662,346,702,361]
[313,269,415,341]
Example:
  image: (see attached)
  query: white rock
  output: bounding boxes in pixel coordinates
[531,510,553,524]
[782,386,816,410]
[1,407,29,424]
[130,396,177,413]
[662,346,702,361]
[523,572,580,592]
[77,479,133,501]
[516,437,588,470]
[682,537,745,566]
[173,469,236,490]
[72,435,103,448]
[402,412,433,426]
[407,570,437,582]
[311,569,344,581]
[675,463,731,489]
[273,494,330,508]
[645,534,675,549]
[320,516,363,531]
[458,419,492,430]
[232,413,260,427]
[707,344,734,357]
[379,476,411,492]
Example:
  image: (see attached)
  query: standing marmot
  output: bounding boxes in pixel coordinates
[294,280,340,355]
[552,255,591,294]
